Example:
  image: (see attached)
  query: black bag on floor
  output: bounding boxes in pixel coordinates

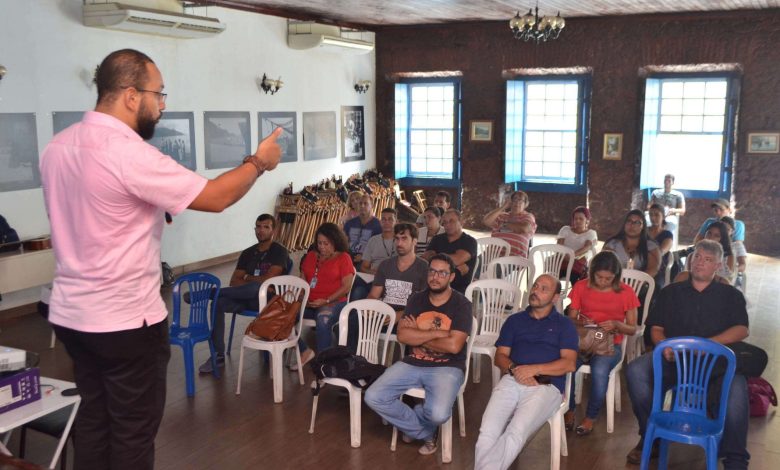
[0,215,21,253]
[729,341,768,378]
[310,345,386,393]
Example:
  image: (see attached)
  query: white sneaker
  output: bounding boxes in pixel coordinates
[418,430,438,456]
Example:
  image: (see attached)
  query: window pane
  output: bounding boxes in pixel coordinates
[681,115,703,133]
[682,99,704,115]
[661,99,682,115]
[660,115,681,132]
[703,115,724,132]
[527,83,546,99]
[401,82,457,178]
[705,81,727,98]
[526,131,544,146]
[426,130,442,145]
[547,84,565,99]
[662,82,684,98]
[411,87,428,101]
[428,86,443,101]
[704,99,725,116]
[683,81,706,98]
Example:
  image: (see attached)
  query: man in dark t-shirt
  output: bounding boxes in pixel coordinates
[626,240,750,469]
[422,209,477,293]
[365,254,472,457]
[199,214,290,373]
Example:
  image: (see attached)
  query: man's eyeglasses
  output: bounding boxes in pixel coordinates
[122,86,167,103]
[625,219,643,226]
[428,268,451,279]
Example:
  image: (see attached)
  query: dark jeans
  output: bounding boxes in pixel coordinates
[52,320,170,470]
[210,283,261,355]
[349,275,370,302]
[626,352,750,469]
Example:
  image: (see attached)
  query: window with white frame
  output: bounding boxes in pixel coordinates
[640,75,738,197]
[505,77,589,191]
[394,81,460,180]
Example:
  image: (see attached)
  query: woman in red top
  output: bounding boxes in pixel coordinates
[565,251,639,435]
[298,223,355,364]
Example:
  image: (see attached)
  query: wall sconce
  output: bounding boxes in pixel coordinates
[0,64,7,82]
[260,74,283,94]
[354,80,371,93]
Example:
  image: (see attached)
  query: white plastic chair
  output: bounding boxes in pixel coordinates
[485,255,535,309]
[475,237,511,280]
[390,321,478,463]
[235,276,310,403]
[308,299,395,448]
[620,269,655,363]
[529,244,575,312]
[465,279,521,386]
[549,373,573,470]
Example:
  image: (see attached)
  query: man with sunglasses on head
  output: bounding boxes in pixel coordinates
[199,213,291,374]
[40,49,282,470]
[365,253,473,457]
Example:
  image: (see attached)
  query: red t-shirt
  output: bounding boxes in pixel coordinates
[567,279,640,344]
[300,251,354,302]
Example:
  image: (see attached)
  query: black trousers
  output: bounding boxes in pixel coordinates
[53,320,170,470]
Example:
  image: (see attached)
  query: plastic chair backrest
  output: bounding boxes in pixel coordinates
[485,256,535,308]
[257,275,311,339]
[620,269,655,328]
[337,299,396,365]
[465,279,520,337]
[652,337,737,425]
[171,273,221,329]
[476,237,511,279]
[460,320,479,394]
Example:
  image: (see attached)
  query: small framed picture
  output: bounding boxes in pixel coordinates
[470,120,493,143]
[341,106,365,162]
[603,133,623,160]
[747,132,779,154]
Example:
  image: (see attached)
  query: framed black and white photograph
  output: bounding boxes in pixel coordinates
[603,133,623,160]
[204,112,251,170]
[341,106,365,162]
[148,112,196,170]
[0,113,40,192]
[747,132,779,154]
[302,111,337,161]
[52,111,85,135]
[259,112,297,163]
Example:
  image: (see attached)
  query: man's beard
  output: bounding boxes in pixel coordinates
[137,102,160,140]
[429,284,449,294]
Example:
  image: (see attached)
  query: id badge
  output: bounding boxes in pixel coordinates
[310,276,318,289]
[253,268,261,276]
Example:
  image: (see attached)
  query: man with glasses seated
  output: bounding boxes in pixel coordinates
[199,213,291,373]
[365,254,473,457]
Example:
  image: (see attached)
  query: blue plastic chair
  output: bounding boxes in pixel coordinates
[170,272,221,397]
[641,336,737,470]
[226,257,293,355]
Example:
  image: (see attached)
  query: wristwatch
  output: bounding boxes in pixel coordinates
[507,362,517,375]
[242,155,265,177]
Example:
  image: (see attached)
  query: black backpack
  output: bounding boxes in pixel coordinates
[310,345,386,393]
[0,215,21,253]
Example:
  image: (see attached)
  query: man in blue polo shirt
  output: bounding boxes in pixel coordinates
[474,274,578,470]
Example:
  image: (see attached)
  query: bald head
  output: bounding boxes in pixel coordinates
[528,274,561,313]
[95,49,155,105]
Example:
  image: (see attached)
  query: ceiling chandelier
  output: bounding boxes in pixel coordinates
[509,4,565,43]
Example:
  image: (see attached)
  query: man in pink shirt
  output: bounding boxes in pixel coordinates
[39,49,282,470]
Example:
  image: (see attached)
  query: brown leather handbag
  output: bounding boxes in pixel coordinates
[576,324,615,359]
[245,291,302,341]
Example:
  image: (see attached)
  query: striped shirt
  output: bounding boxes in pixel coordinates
[491,212,537,258]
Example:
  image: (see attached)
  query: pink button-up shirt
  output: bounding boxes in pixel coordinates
[40,111,207,333]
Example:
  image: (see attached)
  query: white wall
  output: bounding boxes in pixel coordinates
[0,0,375,267]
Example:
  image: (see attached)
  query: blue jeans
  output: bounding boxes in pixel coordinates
[626,352,750,469]
[364,362,464,441]
[298,301,347,353]
[210,283,261,355]
[569,345,622,419]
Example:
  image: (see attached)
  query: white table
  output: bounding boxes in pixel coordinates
[0,377,80,469]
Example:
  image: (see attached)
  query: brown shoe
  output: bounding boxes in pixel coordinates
[564,410,575,431]
[626,439,659,465]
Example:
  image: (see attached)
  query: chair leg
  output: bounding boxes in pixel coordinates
[308,394,319,434]
[226,313,237,356]
[640,431,655,470]
[19,426,27,458]
[491,365,501,389]
[456,392,466,438]
[387,341,396,363]
[390,426,398,451]
[705,438,719,470]
[50,330,56,349]
[473,353,481,383]
[271,349,284,403]
[614,373,622,412]
[294,347,305,385]
[182,344,195,397]
[560,412,568,456]
[349,388,362,448]
[606,374,615,433]
[236,344,245,395]
[574,370,583,405]
[549,413,561,470]
[658,439,670,470]
[441,419,452,463]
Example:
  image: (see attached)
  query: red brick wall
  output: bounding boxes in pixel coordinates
[375,10,780,255]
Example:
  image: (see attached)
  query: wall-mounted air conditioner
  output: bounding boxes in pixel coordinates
[288,21,374,54]
[83,2,226,39]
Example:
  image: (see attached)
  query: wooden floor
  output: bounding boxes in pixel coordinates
[2,234,778,469]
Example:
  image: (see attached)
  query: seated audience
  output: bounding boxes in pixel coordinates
[199,214,291,373]
[364,254,473,457]
[721,216,747,277]
[483,190,537,258]
[556,206,598,284]
[474,274,577,470]
[646,173,685,233]
[339,190,364,226]
[565,252,639,435]
[602,209,660,277]
[626,239,749,469]
[422,209,477,293]
[367,223,429,325]
[360,208,398,274]
[298,223,355,363]
[647,203,674,289]
[693,198,745,243]
[675,221,735,284]
[415,190,451,227]
[343,193,381,267]
[416,206,445,255]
